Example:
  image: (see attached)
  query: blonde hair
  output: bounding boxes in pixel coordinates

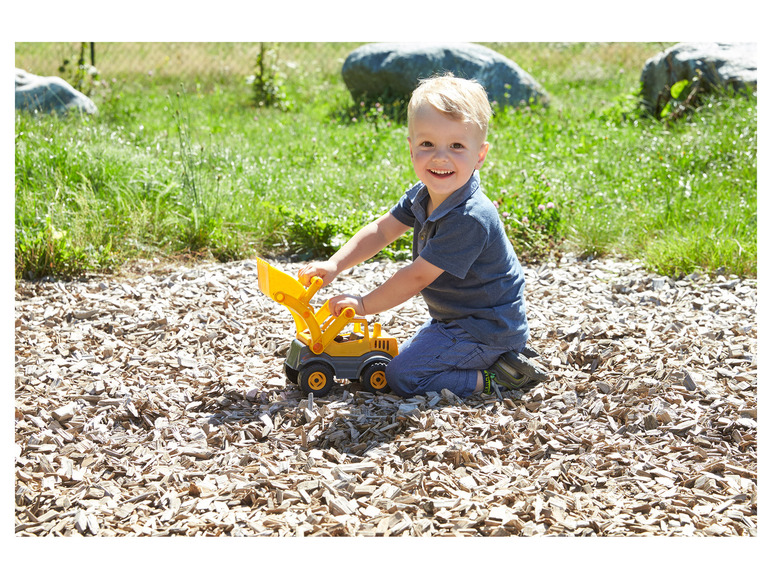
[407,73,493,138]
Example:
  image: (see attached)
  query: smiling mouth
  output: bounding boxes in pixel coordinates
[429,169,455,177]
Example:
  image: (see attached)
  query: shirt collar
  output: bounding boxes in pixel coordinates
[411,171,480,223]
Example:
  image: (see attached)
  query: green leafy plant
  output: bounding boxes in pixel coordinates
[656,71,704,123]
[269,206,351,260]
[250,43,292,111]
[598,89,645,124]
[490,169,563,262]
[15,216,113,280]
[499,196,562,261]
[57,42,101,96]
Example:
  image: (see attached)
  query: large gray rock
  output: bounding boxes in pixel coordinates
[15,68,97,115]
[640,42,756,112]
[342,43,548,108]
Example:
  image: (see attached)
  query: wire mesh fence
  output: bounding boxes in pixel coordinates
[16,42,663,88]
[15,42,360,83]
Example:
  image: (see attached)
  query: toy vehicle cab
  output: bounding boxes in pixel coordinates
[256,257,399,397]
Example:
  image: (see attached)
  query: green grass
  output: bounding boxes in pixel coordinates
[15,42,756,280]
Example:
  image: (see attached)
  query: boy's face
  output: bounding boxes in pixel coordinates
[407,103,490,199]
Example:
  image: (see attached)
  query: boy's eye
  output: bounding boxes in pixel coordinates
[420,141,433,147]
[450,143,464,149]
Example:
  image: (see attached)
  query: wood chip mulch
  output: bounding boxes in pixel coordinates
[14,255,757,537]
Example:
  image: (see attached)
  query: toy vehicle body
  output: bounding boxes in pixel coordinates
[256,257,398,397]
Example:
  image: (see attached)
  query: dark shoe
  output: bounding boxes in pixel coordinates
[520,344,541,359]
[488,349,549,390]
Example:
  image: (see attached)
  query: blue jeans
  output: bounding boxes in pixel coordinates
[385,320,511,399]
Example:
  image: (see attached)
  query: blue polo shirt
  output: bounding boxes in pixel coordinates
[390,171,529,350]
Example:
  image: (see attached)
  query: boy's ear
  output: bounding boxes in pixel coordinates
[475,142,490,169]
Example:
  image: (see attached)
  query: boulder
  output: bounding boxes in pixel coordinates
[341,43,548,109]
[15,68,97,115]
[640,42,756,112]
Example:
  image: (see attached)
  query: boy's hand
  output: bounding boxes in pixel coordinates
[328,294,365,317]
[298,261,338,288]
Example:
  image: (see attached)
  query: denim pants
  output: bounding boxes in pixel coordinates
[385,319,511,399]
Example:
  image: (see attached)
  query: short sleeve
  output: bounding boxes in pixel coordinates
[390,182,424,228]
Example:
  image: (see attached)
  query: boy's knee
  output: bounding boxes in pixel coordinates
[385,360,405,397]
[385,358,413,398]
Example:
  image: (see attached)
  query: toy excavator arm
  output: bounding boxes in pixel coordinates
[313,305,355,353]
[256,257,357,354]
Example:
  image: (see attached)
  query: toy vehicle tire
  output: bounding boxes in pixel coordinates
[361,361,390,394]
[299,362,335,397]
[284,362,299,384]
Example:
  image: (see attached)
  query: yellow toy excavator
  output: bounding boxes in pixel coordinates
[256,257,398,397]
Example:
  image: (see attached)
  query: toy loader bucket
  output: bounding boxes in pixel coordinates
[256,257,321,311]
[256,257,355,355]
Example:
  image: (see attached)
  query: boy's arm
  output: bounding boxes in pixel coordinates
[328,256,444,316]
[298,212,410,287]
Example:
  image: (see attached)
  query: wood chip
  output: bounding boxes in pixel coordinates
[14,256,756,536]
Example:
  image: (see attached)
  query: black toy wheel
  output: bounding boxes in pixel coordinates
[284,362,299,384]
[299,362,335,397]
[361,361,390,394]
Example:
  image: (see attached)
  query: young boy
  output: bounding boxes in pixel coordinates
[298,73,546,398]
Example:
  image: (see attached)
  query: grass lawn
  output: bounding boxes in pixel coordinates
[14,42,757,279]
